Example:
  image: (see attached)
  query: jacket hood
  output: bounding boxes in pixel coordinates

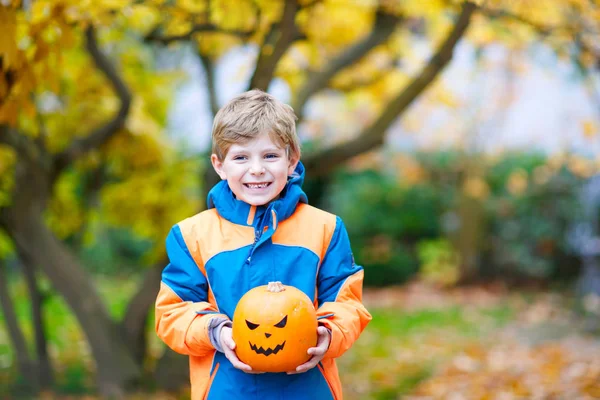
[206,161,308,228]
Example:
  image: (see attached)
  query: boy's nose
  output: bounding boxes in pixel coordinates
[250,166,265,175]
[265,333,271,338]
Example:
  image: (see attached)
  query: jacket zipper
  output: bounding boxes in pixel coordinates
[246,206,273,264]
[246,229,261,264]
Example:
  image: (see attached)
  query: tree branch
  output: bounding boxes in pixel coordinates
[20,256,54,389]
[198,52,220,117]
[291,11,402,118]
[328,58,400,93]
[0,124,18,147]
[480,6,556,38]
[0,124,45,169]
[145,23,255,44]
[52,26,131,181]
[0,258,38,392]
[573,35,600,120]
[0,125,29,154]
[33,98,47,154]
[303,2,477,177]
[248,0,299,91]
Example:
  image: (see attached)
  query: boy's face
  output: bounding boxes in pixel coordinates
[211,132,298,207]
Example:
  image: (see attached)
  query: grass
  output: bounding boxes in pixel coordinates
[1,275,518,399]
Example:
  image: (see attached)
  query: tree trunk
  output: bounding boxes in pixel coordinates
[454,193,486,283]
[20,258,54,389]
[1,209,141,396]
[577,257,600,332]
[577,257,600,297]
[0,259,38,394]
[121,257,166,365]
[154,348,190,392]
[202,157,222,206]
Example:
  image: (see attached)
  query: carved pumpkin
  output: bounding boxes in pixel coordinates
[232,281,318,373]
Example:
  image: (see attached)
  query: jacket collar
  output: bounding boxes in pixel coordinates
[206,162,308,228]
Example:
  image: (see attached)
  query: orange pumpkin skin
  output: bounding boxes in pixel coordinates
[232,282,318,373]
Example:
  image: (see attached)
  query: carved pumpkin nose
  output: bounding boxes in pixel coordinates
[265,333,271,338]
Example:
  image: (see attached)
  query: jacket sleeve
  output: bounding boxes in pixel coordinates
[155,225,229,357]
[315,216,372,359]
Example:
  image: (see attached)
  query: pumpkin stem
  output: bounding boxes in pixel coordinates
[267,281,285,293]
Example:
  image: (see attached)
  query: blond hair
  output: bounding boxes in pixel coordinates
[211,89,301,161]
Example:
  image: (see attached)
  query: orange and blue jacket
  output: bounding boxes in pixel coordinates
[155,162,371,399]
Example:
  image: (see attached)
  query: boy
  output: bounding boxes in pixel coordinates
[155,90,371,399]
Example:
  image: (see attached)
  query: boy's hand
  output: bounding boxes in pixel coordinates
[220,326,262,374]
[287,326,331,374]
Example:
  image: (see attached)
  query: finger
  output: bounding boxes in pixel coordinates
[230,358,252,372]
[224,336,236,350]
[223,349,252,372]
[316,329,328,343]
[291,353,325,374]
[307,347,326,356]
[317,326,329,335]
[236,362,253,372]
[292,359,317,374]
[287,361,310,375]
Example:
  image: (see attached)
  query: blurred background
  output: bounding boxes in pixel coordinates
[1,0,600,398]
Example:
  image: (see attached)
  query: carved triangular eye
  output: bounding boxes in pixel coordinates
[246,320,259,330]
[274,315,287,328]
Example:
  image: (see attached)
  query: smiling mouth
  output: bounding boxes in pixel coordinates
[244,182,272,189]
[249,341,286,356]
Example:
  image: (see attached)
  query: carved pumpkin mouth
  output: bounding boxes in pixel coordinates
[249,340,286,356]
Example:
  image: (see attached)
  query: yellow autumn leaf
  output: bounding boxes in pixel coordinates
[430,85,460,108]
[126,4,161,35]
[506,169,528,195]
[532,165,552,185]
[463,176,490,200]
[329,45,392,90]
[164,16,193,37]
[178,0,207,14]
[98,0,132,11]
[393,154,429,186]
[399,0,446,18]
[196,32,242,59]
[210,0,257,31]
[298,0,374,49]
[0,6,19,69]
[125,98,162,137]
[45,170,86,239]
[568,156,594,178]
[582,120,597,139]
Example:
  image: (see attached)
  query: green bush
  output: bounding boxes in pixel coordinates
[79,227,154,275]
[325,169,444,286]
[484,163,584,279]
[325,151,588,286]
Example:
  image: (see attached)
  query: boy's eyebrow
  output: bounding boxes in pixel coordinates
[263,147,285,153]
[227,146,286,155]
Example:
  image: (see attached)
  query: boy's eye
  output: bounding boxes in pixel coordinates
[233,155,247,161]
[265,154,279,159]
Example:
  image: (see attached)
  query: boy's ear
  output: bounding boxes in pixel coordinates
[211,154,227,180]
[287,155,299,176]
